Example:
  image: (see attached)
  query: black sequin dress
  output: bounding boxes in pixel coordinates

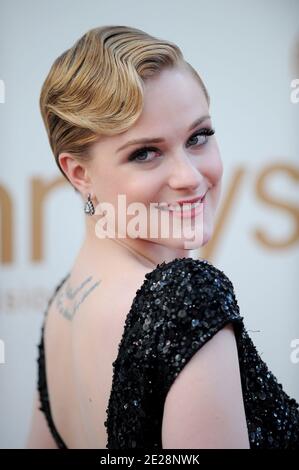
[37,257,299,449]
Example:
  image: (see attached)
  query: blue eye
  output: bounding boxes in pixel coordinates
[128,127,215,163]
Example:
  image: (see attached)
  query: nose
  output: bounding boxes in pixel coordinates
[167,153,204,190]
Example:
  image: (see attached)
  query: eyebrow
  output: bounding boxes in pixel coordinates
[116,114,211,153]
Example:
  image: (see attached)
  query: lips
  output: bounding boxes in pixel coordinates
[156,191,207,210]
[176,193,206,206]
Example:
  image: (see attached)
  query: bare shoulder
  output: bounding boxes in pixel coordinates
[161,323,250,449]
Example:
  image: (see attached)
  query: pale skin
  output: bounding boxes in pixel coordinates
[26,65,250,448]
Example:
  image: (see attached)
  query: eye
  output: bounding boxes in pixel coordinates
[128,127,215,163]
[187,128,215,146]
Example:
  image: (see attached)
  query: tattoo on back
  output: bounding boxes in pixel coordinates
[55,275,101,320]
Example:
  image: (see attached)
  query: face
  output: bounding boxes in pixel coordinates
[83,66,223,250]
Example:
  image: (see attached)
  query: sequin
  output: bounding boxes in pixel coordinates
[37,257,299,449]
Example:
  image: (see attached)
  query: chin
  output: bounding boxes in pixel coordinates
[153,233,207,251]
[184,220,213,249]
[146,215,215,250]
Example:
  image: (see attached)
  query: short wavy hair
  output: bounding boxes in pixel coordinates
[39,25,210,190]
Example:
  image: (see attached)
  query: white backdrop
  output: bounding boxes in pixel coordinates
[0,0,298,448]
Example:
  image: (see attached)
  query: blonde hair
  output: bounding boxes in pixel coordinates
[39,25,210,189]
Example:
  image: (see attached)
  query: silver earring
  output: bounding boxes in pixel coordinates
[84,193,95,216]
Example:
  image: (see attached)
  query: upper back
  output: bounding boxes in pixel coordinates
[43,260,152,448]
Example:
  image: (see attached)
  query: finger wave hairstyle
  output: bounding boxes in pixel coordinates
[39,25,210,191]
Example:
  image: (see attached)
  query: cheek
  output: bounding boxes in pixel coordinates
[92,162,159,207]
[201,145,223,185]
[121,173,160,203]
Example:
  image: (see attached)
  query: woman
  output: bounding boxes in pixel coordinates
[26,25,299,449]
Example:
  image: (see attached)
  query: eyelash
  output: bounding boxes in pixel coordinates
[128,127,215,163]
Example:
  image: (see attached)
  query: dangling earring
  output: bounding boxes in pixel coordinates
[84,193,95,216]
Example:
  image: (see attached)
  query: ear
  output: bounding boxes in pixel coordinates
[58,152,92,194]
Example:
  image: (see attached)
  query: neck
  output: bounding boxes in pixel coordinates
[83,215,196,269]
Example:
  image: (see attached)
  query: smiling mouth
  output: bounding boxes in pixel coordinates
[155,192,207,212]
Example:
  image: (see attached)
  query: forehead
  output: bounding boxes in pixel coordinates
[93,67,209,152]
[137,67,208,129]
[143,67,207,113]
